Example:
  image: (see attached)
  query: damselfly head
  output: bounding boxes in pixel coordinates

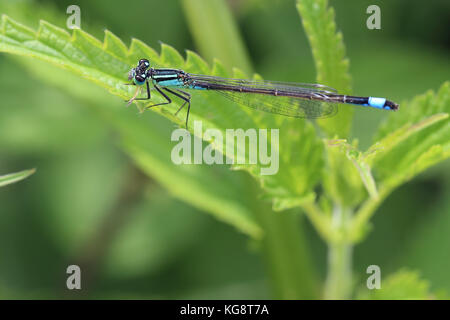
[128,59,151,85]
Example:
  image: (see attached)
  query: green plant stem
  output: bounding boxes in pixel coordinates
[349,185,391,242]
[301,201,333,241]
[257,205,319,299]
[324,240,353,299]
[180,0,253,75]
[324,205,353,299]
[241,173,318,299]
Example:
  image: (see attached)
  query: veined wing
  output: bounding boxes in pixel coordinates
[188,74,338,94]
[214,91,337,118]
[187,74,338,118]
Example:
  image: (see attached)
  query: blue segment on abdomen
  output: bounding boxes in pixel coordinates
[154,79,183,87]
[368,97,386,109]
[184,81,207,90]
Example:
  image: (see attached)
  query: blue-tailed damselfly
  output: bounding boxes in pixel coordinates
[126,59,399,128]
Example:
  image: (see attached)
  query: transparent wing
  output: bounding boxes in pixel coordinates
[187,74,338,118]
[188,74,338,94]
[214,90,337,118]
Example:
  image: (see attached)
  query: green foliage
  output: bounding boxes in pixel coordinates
[0,12,321,297]
[373,83,450,190]
[0,14,325,221]
[14,50,263,240]
[0,168,35,187]
[357,269,445,300]
[350,83,450,239]
[296,0,352,137]
[0,14,263,237]
[180,0,253,74]
[104,188,207,277]
[0,0,448,300]
[324,139,368,206]
[119,119,263,238]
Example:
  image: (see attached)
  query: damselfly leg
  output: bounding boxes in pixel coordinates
[145,86,191,129]
[124,81,152,105]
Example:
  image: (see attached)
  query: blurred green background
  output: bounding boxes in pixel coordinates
[0,0,449,299]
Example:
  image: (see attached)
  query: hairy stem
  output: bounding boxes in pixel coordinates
[324,206,353,299]
[324,240,353,299]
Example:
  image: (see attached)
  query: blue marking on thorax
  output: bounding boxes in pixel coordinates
[154,74,178,79]
[368,97,386,109]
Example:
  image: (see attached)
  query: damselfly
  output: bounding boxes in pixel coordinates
[126,59,399,128]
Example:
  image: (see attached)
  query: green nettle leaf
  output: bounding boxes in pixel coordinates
[349,82,449,240]
[313,82,449,247]
[323,139,368,207]
[0,168,35,187]
[13,54,263,239]
[296,0,352,137]
[372,82,450,191]
[117,119,263,238]
[357,269,446,300]
[0,15,324,213]
[261,119,324,211]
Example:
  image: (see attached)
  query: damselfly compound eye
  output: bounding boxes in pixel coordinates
[138,59,150,69]
[132,73,146,86]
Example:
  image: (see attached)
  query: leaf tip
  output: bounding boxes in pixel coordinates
[103,29,128,58]
[185,49,210,73]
